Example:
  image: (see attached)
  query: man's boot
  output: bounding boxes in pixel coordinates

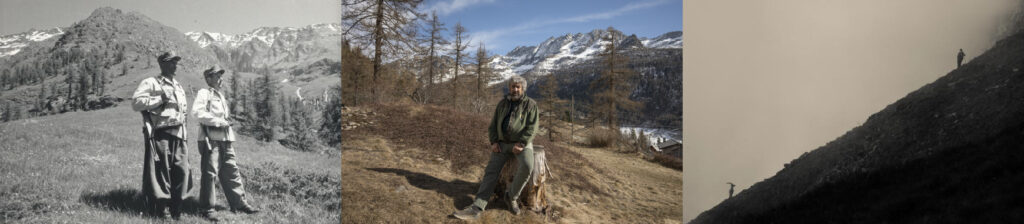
[232,204,260,214]
[202,210,222,222]
[154,200,171,219]
[505,193,521,215]
[452,205,482,220]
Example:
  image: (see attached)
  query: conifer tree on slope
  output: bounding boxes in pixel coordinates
[342,0,424,102]
[589,26,641,130]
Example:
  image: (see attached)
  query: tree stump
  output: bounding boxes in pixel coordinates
[494,145,552,213]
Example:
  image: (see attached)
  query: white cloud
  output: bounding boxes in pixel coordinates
[561,0,669,23]
[426,0,496,16]
[470,0,670,52]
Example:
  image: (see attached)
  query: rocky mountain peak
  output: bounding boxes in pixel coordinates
[492,28,682,80]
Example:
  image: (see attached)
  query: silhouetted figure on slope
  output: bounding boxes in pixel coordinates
[957,49,966,69]
[727,182,736,198]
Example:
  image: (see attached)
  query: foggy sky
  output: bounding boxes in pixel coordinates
[683,0,1022,222]
[0,0,339,35]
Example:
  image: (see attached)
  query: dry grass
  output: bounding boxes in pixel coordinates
[342,103,681,223]
[0,104,339,223]
[347,103,605,196]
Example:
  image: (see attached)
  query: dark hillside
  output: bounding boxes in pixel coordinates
[693,31,1024,223]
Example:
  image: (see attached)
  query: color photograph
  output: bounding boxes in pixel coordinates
[341,0,682,222]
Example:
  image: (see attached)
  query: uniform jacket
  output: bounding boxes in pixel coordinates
[192,87,236,142]
[489,95,539,145]
[132,75,188,139]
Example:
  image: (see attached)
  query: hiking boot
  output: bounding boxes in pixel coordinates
[232,205,260,214]
[202,211,222,222]
[506,197,522,215]
[154,202,171,219]
[452,205,482,220]
[158,209,171,219]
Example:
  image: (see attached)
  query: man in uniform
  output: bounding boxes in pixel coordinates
[132,51,192,219]
[453,76,539,220]
[192,65,259,221]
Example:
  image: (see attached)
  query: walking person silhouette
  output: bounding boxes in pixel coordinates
[957,49,966,69]
[727,182,736,198]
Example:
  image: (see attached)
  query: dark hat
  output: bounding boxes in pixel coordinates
[203,65,225,78]
[157,51,181,63]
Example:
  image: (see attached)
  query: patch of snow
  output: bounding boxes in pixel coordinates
[620,126,682,147]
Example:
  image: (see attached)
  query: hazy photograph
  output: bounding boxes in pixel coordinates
[684,0,1024,223]
[341,0,681,222]
[0,0,341,222]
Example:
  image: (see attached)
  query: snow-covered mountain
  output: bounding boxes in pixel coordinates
[185,23,341,74]
[0,27,65,57]
[490,29,682,83]
[642,31,682,49]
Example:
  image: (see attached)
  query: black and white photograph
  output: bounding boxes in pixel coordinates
[340,0,681,222]
[0,0,341,222]
[685,0,1024,223]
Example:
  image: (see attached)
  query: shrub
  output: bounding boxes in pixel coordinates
[586,128,620,148]
[652,153,682,170]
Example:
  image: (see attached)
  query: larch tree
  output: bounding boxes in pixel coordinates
[418,10,448,104]
[471,41,495,112]
[589,26,641,130]
[539,76,566,141]
[449,22,469,106]
[341,40,372,105]
[342,0,424,102]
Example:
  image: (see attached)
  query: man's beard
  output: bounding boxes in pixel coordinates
[507,92,523,101]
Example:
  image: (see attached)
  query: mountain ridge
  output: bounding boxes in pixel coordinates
[184,23,341,74]
[0,27,65,57]
[491,28,682,82]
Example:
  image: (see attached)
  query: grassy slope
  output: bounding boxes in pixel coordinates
[341,103,682,223]
[693,32,1024,223]
[0,103,339,223]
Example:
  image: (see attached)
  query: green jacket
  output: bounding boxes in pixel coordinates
[489,96,539,145]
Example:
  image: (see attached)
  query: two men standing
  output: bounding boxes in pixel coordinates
[132,51,257,221]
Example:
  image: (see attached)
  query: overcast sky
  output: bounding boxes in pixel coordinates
[683,0,1021,222]
[422,0,682,55]
[0,0,339,35]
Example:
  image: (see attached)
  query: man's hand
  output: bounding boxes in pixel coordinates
[213,118,230,127]
[513,143,524,154]
[492,143,500,153]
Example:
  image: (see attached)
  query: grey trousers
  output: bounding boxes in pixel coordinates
[472,142,535,209]
[143,131,191,215]
[198,140,248,212]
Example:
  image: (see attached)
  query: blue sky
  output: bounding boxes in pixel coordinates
[423,0,682,55]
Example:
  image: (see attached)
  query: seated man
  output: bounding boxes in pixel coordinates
[453,76,539,220]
